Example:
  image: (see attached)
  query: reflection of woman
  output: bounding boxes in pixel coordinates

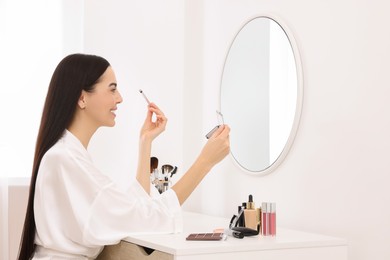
[18,54,230,260]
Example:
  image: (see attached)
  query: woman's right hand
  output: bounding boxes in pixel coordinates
[198,125,231,170]
[139,103,167,142]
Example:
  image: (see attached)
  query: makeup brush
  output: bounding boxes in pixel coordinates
[170,166,177,178]
[139,89,151,104]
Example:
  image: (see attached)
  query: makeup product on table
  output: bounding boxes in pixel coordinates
[228,196,260,237]
[244,195,258,230]
[262,202,276,236]
[237,204,246,227]
[256,207,262,234]
[224,229,244,239]
[213,228,244,239]
[270,203,276,236]
[231,226,259,236]
[186,232,226,241]
[262,202,268,235]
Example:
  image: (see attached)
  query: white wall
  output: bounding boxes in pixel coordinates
[84,0,185,189]
[182,1,390,260]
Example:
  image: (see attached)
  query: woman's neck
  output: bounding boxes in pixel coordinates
[67,121,98,149]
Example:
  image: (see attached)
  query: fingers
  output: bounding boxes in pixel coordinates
[148,102,162,113]
[201,124,231,167]
[210,124,230,139]
[140,102,168,140]
[219,125,230,137]
[150,106,167,128]
[148,103,165,118]
[144,103,166,123]
[145,107,153,122]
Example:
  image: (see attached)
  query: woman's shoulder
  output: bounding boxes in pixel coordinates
[39,143,71,176]
[40,134,113,188]
[43,131,90,161]
[41,139,68,160]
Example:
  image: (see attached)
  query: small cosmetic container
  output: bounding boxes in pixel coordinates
[244,195,257,230]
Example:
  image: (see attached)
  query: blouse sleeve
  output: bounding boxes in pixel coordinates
[45,144,182,247]
[82,180,183,246]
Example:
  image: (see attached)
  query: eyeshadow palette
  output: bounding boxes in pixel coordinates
[186,232,226,241]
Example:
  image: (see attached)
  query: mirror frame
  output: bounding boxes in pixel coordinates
[218,14,304,176]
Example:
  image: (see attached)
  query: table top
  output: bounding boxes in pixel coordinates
[123,211,347,256]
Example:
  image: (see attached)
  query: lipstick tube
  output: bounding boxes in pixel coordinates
[261,202,276,236]
[270,203,276,236]
[261,202,268,235]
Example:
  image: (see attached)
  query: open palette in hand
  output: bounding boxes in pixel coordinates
[186,232,226,241]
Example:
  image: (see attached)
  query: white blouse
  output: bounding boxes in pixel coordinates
[33,130,182,259]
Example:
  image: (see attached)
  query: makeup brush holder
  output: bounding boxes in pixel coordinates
[150,164,178,193]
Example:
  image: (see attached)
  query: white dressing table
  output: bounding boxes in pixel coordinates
[97,212,347,260]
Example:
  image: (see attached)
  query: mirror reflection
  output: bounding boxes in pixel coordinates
[221,17,300,173]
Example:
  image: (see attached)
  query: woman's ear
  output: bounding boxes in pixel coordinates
[78,91,87,109]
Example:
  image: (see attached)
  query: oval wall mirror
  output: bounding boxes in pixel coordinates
[220,16,303,175]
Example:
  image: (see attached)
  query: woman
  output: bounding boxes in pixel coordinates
[18,53,230,260]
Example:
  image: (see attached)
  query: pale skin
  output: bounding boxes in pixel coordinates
[68,66,230,205]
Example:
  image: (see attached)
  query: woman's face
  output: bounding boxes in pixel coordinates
[83,66,123,127]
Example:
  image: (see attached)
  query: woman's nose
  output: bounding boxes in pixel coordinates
[116,91,123,104]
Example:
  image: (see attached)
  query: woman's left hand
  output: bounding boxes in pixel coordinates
[140,103,167,141]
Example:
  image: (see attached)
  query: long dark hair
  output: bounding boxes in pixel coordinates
[18,53,110,260]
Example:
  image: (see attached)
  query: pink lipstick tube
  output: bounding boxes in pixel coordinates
[270,203,276,236]
[262,202,268,235]
[261,202,276,236]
